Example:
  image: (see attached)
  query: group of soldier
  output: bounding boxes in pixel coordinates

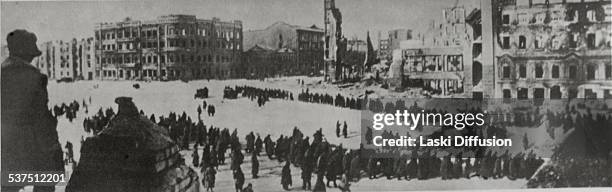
[197,101,216,117]
[74,91,612,192]
[170,117,357,192]
[76,96,553,192]
[195,87,210,99]
[297,89,364,110]
[82,107,116,135]
[222,85,368,111]
[52,98,89,122]
[364,149,544,181]
[223,85,294,107]
[336,121,349,138]
[528,155,610,188]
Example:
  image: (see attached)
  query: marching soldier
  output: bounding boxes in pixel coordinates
[336,121,341,138]
[301,156,313,190]
[342,121,348,138]
[204,166,216,192]
[251,152,259,178]
[255,135,263,155]
[233,167,245,192]
[281,161,292,190]
[192,148,200,167]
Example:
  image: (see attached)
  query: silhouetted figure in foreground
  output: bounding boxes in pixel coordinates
[2,29,64,192]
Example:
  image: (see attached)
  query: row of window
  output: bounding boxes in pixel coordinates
[404,55,464,72]
[298,43,323,50]
[101,67,234,79]
[102,69,158,78]
[98,26,241,40]
[98,53,236,64]
[501,33,602,50]
[502,87,612,99]
[502,64,612,80]
[501,8,604,26]
[99,39,241,50]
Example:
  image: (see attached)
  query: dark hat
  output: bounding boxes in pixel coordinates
[7,29,42,57]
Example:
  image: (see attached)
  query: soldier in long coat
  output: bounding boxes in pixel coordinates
[367,158,377,179]
[281,161,292,190]
[301,157,313,190]
[254,135,263,155]
[251,152,259,178]
[233,168,245,192]
[192,148,200,167]
[231,148,244,171]
[313,173,326,192]
[204,166,216,192]
[245,132,255,153]
[349,154,361,181]
[336,121,341,138]
[342,121,348,138]
[2,30,64,192]
[395,157,408,180]
[453,154,464,179]
[440,155,451,180]
[464,157,472,178]
[494,154,503,179]
[406,157,417,180]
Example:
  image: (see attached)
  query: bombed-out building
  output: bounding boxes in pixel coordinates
[377,33,391,61]
[389,6,473,97]
[33,38,96,80]
[401,45,465,96]
[243,21,324,77]
[324,0,346,81]
[95,15,242,81]
[242,44,297,78]
[494,0,612,99]
[377,29,412,61]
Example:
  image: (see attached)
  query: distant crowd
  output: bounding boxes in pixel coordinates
[298,89,364,110]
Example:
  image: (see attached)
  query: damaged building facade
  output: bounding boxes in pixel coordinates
[390,6,474,97]
[33,38,97,80]
[377,29,412,61]
[243,22,324,77]
[324,0,347,81]
[494,0,612,99]
[242,45,297,78]
[401,46,465,96]
[391,0,611,99]
[95,15,242,81]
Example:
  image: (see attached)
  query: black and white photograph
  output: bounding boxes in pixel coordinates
[1,0,611,191]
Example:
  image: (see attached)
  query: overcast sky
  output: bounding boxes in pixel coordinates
[1,0,478,46]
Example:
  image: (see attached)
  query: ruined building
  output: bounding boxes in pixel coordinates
[377,32,391,61]
[401,46,465,96]
[66,97,199,192]
[243,44,297,78]
[377,29,412,62]
[397,0,612,99]
[95,15,243,81]
[243,21,324,77]
[33,38,96,80]
[324,0,346,81]
[389,6,473,97]
[466,0,497,99]
[494,0,612,99]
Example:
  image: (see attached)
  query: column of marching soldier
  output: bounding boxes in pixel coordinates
[223,85,364,109]
[68,87,611,191]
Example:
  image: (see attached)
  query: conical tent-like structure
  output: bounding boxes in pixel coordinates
[67,97,199,192]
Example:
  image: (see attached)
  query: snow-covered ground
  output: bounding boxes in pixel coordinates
[39,76,538,191]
